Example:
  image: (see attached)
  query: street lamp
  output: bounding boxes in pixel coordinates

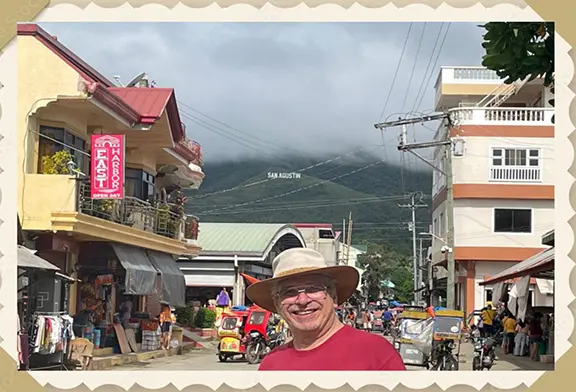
[418,231,447,245]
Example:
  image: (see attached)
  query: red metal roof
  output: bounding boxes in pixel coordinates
[108,87,173,123]
[480,247,554,286]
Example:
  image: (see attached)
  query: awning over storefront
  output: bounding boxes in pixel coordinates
[147,250,186,308]
[17,245,59,270]
[480,247,554,286]
[536,278,554,295]
[111,243,159,296]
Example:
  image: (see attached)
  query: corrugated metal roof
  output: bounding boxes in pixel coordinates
[17,246,60,270]
[108,87,173,118]
[481,247,554,285]
[198,223,300,254]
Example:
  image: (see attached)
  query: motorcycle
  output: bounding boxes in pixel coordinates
[382,319,393,336]
[428,340,459,371]
[245,328,286,365]
[472,336,497,371]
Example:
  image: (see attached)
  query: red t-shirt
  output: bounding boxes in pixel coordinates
[259,325,406,371]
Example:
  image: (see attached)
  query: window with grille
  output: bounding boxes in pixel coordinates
[491,148,540,167]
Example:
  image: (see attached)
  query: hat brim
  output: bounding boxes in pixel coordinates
[246,265,360,312]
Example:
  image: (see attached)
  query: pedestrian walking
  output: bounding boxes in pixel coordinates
[481,305,496,336]
[514,320,529,356]
[503,313,516,354]
[159,302,172,350]
[246,248,406,370]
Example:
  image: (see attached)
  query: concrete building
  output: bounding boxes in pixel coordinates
[338,243,366,292]
[178,223,306,306]
[430,66,554,315]
[17,24,204,315]
[292,223,339,266]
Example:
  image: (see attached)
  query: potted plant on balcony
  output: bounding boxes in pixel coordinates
[41,150,79,175]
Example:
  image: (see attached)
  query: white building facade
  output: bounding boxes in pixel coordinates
[430,66,554,314]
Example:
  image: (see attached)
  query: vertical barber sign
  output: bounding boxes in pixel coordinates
[90,134,125,199]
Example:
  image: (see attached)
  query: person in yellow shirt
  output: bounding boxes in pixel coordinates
[481,305,497,336]
[159,302,172,350]
[503,313,517,355]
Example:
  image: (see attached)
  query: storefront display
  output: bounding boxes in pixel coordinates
[28,312,75,370]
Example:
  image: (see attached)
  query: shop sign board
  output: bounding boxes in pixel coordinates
[95,274,114,286]
[90,134,125,199]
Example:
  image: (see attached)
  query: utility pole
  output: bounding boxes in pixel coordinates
[345,212,353,266]
[418,236,423,303]
[374,112,456,309]
[399,191,427,304]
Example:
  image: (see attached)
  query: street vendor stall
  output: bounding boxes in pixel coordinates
[17,245,79,370]
[480,230,554,362]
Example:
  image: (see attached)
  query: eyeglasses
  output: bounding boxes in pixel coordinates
[276,285,328,303]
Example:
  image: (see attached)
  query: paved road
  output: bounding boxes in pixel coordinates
[108,334,546,371]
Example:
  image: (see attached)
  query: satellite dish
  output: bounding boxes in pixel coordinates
[126,72,147,87]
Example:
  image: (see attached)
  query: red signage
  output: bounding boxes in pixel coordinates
[90,134,125,199]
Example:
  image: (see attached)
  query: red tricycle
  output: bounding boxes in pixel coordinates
[216,306,274,363]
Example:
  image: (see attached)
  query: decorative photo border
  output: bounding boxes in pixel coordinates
[0,1,572,391]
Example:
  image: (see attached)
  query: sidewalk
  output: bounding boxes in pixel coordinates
[493,347,554,371]
[90,343,198,370]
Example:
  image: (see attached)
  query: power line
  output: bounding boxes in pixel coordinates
[378,23,413,122]
[199,159,389,214]
[190,145,383,200]
[180,111,281,160]
[178,100,304,157]
[409,23,445,116]
[400,23,427,114]
[414,23,452,112]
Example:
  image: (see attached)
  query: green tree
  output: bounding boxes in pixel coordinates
[480,22,555,122]
[357,243,414,303]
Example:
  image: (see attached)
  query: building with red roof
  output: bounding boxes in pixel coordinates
[16,24,204,315]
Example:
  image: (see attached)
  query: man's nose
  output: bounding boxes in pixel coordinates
[294,291,311,305]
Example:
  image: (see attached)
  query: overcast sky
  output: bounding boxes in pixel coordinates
[38,22,486,163]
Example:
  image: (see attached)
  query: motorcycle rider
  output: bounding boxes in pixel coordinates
[382,307,393,334]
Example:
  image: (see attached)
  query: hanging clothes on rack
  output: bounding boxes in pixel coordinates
[29,313,75,355]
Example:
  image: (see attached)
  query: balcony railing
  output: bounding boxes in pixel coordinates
[436,66,503,87]
[451,107,554,126]
[176,137,203,166]
[490,167,541,182]
[76,180,199,241]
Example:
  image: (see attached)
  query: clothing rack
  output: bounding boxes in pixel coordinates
[28,312,73,371]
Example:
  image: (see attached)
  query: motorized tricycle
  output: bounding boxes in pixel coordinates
[392,306,430,368]
[216,309,250,362]
[428,309,464,371]
[243,308,281,364]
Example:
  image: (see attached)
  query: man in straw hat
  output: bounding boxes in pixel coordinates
[246,248,405,370]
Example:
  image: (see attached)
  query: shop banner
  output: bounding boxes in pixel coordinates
[90,134,125,199]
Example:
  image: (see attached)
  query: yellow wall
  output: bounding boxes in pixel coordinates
[17,36,86,218]
[21,174,77,230]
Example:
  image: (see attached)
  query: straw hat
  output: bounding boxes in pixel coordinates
[246,248,359,312]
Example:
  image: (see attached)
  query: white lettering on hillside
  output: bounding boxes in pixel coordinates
[267,172,302,179]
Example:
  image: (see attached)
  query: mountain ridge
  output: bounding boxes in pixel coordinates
[184,153,433,253]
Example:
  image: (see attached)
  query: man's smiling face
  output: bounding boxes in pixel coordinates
[274,274,337,333]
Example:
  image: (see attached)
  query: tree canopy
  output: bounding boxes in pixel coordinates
[357,243,415,303]
[480,22,554,121]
